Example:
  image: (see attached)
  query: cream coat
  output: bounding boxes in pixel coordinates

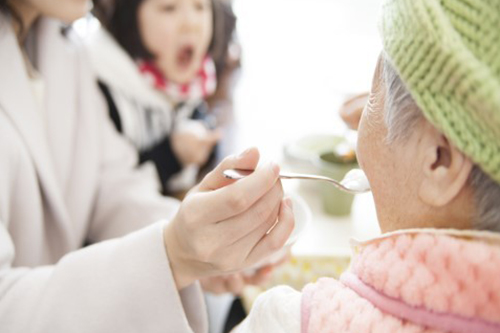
[0,17,207,333]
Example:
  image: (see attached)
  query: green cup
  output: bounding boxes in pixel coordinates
[314,151,358,216]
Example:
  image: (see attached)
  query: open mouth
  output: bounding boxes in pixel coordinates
[177,45,195,69]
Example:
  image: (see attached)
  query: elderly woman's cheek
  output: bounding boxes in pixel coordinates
[355,138,372,180]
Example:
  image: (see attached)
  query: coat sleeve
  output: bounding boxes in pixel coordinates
[0,34,207,332]
[0,220,207,333]
[234,286,302,333]
[0,109,206,332]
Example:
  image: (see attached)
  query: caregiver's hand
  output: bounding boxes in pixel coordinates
[164,148,295,290]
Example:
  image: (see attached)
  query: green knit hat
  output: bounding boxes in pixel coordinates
[380,0,500,184]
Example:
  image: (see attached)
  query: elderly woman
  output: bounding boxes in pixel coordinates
[236,0,500,332]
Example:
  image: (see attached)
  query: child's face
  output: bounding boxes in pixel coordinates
[138,0,213,84]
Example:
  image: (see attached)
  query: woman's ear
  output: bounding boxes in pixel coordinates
[418,126,473,207]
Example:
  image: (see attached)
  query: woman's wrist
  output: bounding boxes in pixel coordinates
[163,223,197,290]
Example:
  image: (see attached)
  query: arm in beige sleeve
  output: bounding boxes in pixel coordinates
[0,221,207,333]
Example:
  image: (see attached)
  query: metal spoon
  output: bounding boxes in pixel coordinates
[223,168,371,194]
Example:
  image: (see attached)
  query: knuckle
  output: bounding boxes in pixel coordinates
[228,193,249,212]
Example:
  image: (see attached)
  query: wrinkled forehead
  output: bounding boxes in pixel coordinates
[365,54,386,119]
[372,55,385,96]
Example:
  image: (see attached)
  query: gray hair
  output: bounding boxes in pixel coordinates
[382,55,500,232]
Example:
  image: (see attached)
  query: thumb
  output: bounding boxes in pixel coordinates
[198,147,260,191]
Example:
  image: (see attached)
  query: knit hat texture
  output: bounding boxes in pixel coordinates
[380,0,500,183]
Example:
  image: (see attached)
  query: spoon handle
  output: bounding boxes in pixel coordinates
[223,169,341,186]
[223,168,370,194]
[278,172,339,183]
[278,172,346,190]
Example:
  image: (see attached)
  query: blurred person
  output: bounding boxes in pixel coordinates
[235,0,500,332]
[0,0,295,332]
[90,2,251,331]
[90,0,237,195]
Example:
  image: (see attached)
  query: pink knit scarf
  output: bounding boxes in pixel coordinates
[340,272,500,333]
[137,56,217,102]
[301,229,500,333]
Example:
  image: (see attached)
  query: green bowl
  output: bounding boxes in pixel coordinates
[313,151,358,216]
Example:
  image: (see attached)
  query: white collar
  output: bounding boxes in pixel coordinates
[85,26,171,107]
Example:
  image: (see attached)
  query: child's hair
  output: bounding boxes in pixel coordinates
[93,0,155,60]
[0,0,24,35]
[93,0,236,76]
[0,0,9,14]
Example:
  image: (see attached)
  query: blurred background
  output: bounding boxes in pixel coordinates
[203,1,383,332]
[217,0,383,161]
